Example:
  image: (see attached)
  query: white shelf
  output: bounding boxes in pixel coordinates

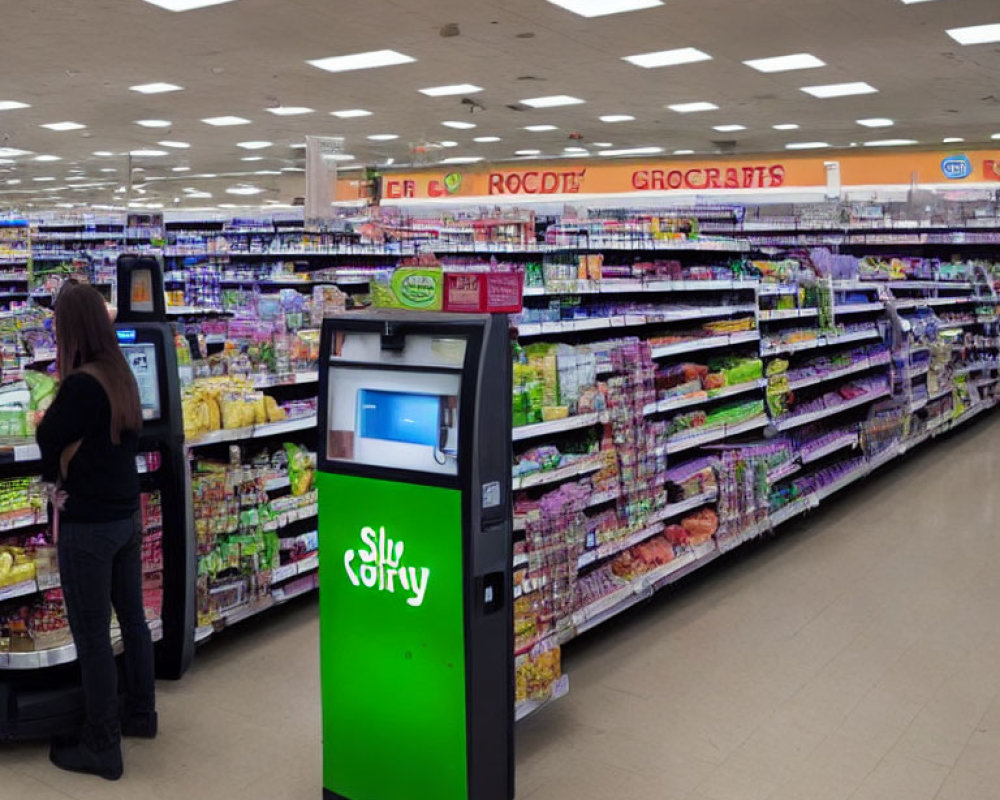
[835,302,885,315]
[665,416,769,454]
[651,330,759,359]
[0,619,163,670]
[786,356,890,391]
[774,388,890,432]
[644,379,767,416]
[513,456,603,491]
[513,412,603,442]
[186,413,317,447]
[515,675,569,722]
[649,490,719,523]
[759,308,819,322]
[800,433,860,464]
[517,307,755,337]
[770,495,818,528]
[761,328,880,357]
[250,371,319,390]
[577,521,665,569]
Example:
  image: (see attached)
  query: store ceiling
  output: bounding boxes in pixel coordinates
[2,0,1000,209]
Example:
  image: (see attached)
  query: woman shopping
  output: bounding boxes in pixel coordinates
[36,282,156,781]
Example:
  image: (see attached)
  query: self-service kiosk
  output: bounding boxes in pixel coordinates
[317,312,514,800]
[114,322,195,680]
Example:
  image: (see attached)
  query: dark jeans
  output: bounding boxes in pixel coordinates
[58,512,155,736]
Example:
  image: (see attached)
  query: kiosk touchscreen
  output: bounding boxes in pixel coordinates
[116,322,195,680]
[317,313,513,800]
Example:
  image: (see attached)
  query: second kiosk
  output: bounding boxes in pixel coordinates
[317,312,514,800]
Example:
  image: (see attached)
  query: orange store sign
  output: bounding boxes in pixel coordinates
[346,149,1000,202]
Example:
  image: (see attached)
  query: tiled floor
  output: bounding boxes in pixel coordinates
[4,413,1000,799]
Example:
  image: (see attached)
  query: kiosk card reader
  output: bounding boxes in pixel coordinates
[317,312,513,800]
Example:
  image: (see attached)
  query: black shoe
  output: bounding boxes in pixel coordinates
[49,726,123,781]
[121,711,157,739]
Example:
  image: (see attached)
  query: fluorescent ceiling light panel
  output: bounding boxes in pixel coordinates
[135,119,172,128]
[34,155,61,162]
[743,53,825,73]
[0,148,31,157]
[524,124,557,132]
[241,156,263,162]
[599,146,664,156]
[439,141,458,147]
[545,0,663,17]
[600,114,635,123]
[785,141,830,149]
[992,133,1000,140]
[236,141,273,149]
[331,109,372,118]
[129,82,183,94]
[516,149,541,155]
[33,177,55,182]
[100,168,118,172]
[863,139,918,147]
[673,149,695,155]
[773,123,800,130]
[593,142,613,147]
[564,147,589,153]
[226,186,264,195]
[947,23,1000,45]
[158,140,190,148]
[713,124,747,132]
[140,0,238,11]
[201,116,251,126]
[254,170,282,175]
[943,137,965,143]
[366,134,399,141]
[668,101,718,113]
[93,151,114,157]
[801,82,877,98]
[439,156,484,164]
[41,121,86,131]
[266,106,314,116]
[442,120,476,129]
[473,136,501,142]
[282,167,305,172]
[856,118,894,128]
[0,101,30,110]
[419,84,483,97]
[901,0,939,3]
[307,50,415,73]
[622,47,711,69]
[521,95,585,108]
[172,166,191,171]
[129,149,169,156]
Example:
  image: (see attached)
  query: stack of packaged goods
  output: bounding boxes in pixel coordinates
[139,490,164,620]
[192,444,316,630]
[181,376,301,441]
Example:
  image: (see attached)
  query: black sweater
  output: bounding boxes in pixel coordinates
[36,372,140,523]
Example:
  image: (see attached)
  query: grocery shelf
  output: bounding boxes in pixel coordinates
[909,397,929,412]
[800,433,860,464]
[524,279,760,296]
[515,675,570,723]
[665,415,769,454]
[186,413,317,447]
[761,328,881,357]
[835,302,885,315]
[250,371,319,390]
[264,476,291,492]
[649,490,719,523]
[786,356,891,392]
[0,618,163,670]
[651,330,760,359]
[0,441,41,464]
[513,412,604,442]
[769,496,818,528]
[513,456,603,491]
[517,307,755,338]
[774,388,890,431]
[758,284,801,296]
[577,521,665,569]
[0,577,40,603]
[0,509,46,534]
[759,308,819,322]
[644,379,767,416]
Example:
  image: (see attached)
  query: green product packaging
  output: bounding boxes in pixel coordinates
[371,268,444,311]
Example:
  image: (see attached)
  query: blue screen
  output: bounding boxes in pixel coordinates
[117,329,137,344]
[357,390,440,447]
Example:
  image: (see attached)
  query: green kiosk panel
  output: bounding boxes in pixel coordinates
[317,312,513,800]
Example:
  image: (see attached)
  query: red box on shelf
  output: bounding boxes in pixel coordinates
[443,271,523,313]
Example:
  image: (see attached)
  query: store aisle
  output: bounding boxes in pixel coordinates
[4,414,1000,799]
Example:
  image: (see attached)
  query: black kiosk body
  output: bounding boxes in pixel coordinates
[0,256,194,739]
[316,312,514,800]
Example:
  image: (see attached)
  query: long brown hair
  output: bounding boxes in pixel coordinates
[54,283,142,443]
